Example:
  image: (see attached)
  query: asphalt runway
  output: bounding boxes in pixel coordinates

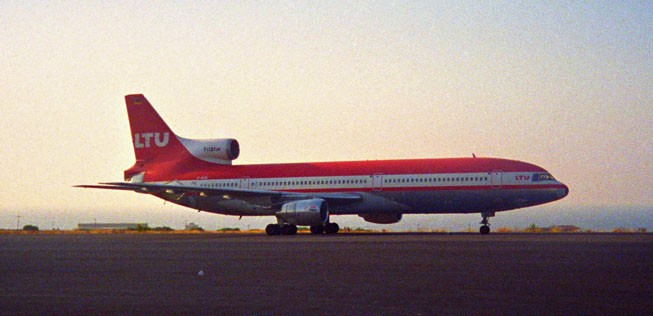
[1,233,651,315]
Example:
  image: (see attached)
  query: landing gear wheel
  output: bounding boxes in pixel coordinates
[479,212,494,235]
[281,224,298,235]
[324,223,340,234]
[310,225,324,234]
[265,224,281,236]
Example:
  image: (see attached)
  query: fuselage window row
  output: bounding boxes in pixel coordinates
[198,175,492,190]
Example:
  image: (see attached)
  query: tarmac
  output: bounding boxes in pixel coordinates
[1,233,652,315]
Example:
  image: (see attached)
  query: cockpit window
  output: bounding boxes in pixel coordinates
[534,173,556,182]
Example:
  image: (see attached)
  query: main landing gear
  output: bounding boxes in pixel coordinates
[265,224,298,235]
[310,223,339,235]
[480,212,495,235]
[265,223,340,236]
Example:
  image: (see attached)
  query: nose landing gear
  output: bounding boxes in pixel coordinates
[480,212,495,235]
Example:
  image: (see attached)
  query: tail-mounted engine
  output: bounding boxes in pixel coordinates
[179,137,240,165]
[276,199,329,226]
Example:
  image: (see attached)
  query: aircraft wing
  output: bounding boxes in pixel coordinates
[75,182,362,207]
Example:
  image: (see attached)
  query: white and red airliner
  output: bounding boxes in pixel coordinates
[78,94,568,235]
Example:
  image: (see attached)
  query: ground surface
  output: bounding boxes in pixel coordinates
[1,233,651,315]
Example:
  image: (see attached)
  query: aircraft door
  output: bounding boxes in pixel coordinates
[240,177,250,189]
[491,170,502,189]
[372,174,383,191]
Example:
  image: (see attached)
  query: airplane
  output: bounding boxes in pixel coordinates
[77,94,569,235]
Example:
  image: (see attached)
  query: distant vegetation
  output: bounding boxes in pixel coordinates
[341,227,374,233]
[125,225,176,232]
[152,226,174,231]
[130,224,151,232]
[22,225,39,231]
[217,227,240,232]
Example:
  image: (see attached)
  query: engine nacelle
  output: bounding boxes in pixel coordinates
[359,213,403,224]
[276,199,329,226]
[179,137,240,165]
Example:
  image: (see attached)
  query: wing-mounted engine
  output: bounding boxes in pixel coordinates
[179,137,240,165]
[276,198,329,226]
[359,213,403,224]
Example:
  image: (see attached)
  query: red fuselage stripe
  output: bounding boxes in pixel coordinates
[144,157,547,182]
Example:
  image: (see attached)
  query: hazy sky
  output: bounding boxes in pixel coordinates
[1,1,651,228]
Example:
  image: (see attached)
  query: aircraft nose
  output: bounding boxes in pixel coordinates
[557,184,569,199]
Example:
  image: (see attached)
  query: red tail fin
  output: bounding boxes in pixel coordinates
[123,94,187,181]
